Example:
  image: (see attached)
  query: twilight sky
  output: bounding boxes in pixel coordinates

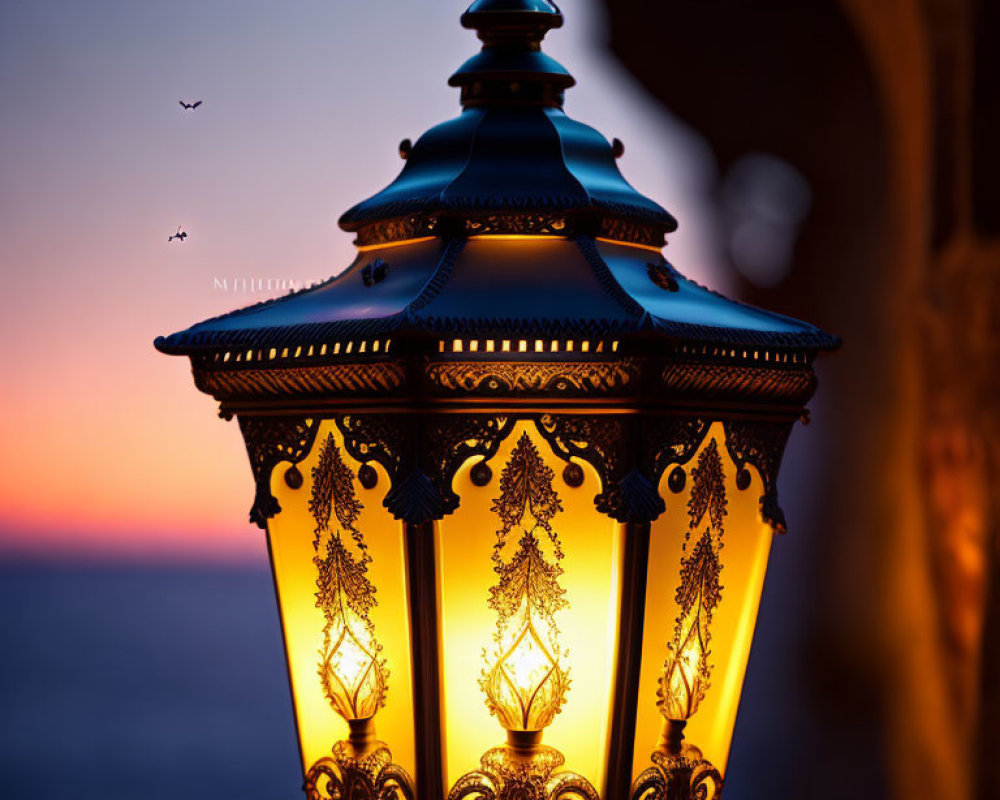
[0,0,726,561]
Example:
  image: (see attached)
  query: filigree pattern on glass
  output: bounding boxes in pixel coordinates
[482,432,570,732]
[310,433,388,722]
[658,439,727,722]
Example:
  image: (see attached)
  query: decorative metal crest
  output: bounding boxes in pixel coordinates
[534,414,667,523]
[335,414,514,524]
[721,420,793,534]
[639,417,712,490]
[239,415,321,528]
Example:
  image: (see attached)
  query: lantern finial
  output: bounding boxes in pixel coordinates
[451,0,574,108]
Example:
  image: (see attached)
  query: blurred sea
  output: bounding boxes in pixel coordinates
[0,546,884,799]
[0,563,301,800]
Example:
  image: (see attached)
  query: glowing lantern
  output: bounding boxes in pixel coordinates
[155,2,838,799]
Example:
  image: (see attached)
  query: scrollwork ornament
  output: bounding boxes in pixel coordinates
[425,360,638,396]
[629,752,723,800]
[304,742,414,800]
[335,413,515,523]
[534,414,665,522]
[640,417,712,490]
[447,746,598,800]
[335,414,409,485]
[721,419,793,534]
[424,415,516,515]
[238,415,321,529]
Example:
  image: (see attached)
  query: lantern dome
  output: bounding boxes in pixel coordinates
[155,0,837,364]
[155,5,840,800]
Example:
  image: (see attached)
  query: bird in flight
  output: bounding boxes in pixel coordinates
[168,226,188,242]
[179,100,203,110]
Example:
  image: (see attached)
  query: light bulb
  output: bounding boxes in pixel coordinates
[318,580,387,722]
[483,533,570,731]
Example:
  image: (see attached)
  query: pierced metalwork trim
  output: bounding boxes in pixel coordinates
[420,415,516,520]
[304,742,414,800]
[354,215,440,247]
[722,420,793,534]
[536,413,624,514]
[195,362,405,399]
[465,214,569,236]
[239,416,321,529]
[351,212,665,248]
[425,360,638,395]
[661,363,815,405]
[599,216,668,248]
[336,415,409,487]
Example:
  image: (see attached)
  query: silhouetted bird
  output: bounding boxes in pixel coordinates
[178,100,203,110]
[168,227,187,242]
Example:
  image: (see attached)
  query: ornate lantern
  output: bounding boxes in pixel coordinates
[155,2,838,799]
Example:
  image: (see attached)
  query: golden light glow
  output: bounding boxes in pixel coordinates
[314,540,388,723]
[483,606,567,731]
[594,236,664,254]
[267,422,415,775]
[438,423,621,790]
[306,433,390,724]
[481,434,570,732]
[467,234,570,242]
[355,236,438,252]
[632,424,773,777]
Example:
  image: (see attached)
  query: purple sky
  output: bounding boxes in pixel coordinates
[0,0,726,559]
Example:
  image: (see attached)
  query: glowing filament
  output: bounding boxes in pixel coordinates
[316,536,387,722]
[483,533,570,731]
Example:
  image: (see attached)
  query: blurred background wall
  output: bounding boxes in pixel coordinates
[0,0,996,798]
[598,0,999,797]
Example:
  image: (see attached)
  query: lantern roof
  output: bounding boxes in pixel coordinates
[155,1,838,374]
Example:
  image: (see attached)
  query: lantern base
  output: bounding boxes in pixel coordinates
[448,733,598,800]
[629,722,723,800]
[304,738,414,800]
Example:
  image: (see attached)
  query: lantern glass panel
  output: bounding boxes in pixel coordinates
[436,421,623,791]
[266,421,416,778]
[632,422,772,779]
